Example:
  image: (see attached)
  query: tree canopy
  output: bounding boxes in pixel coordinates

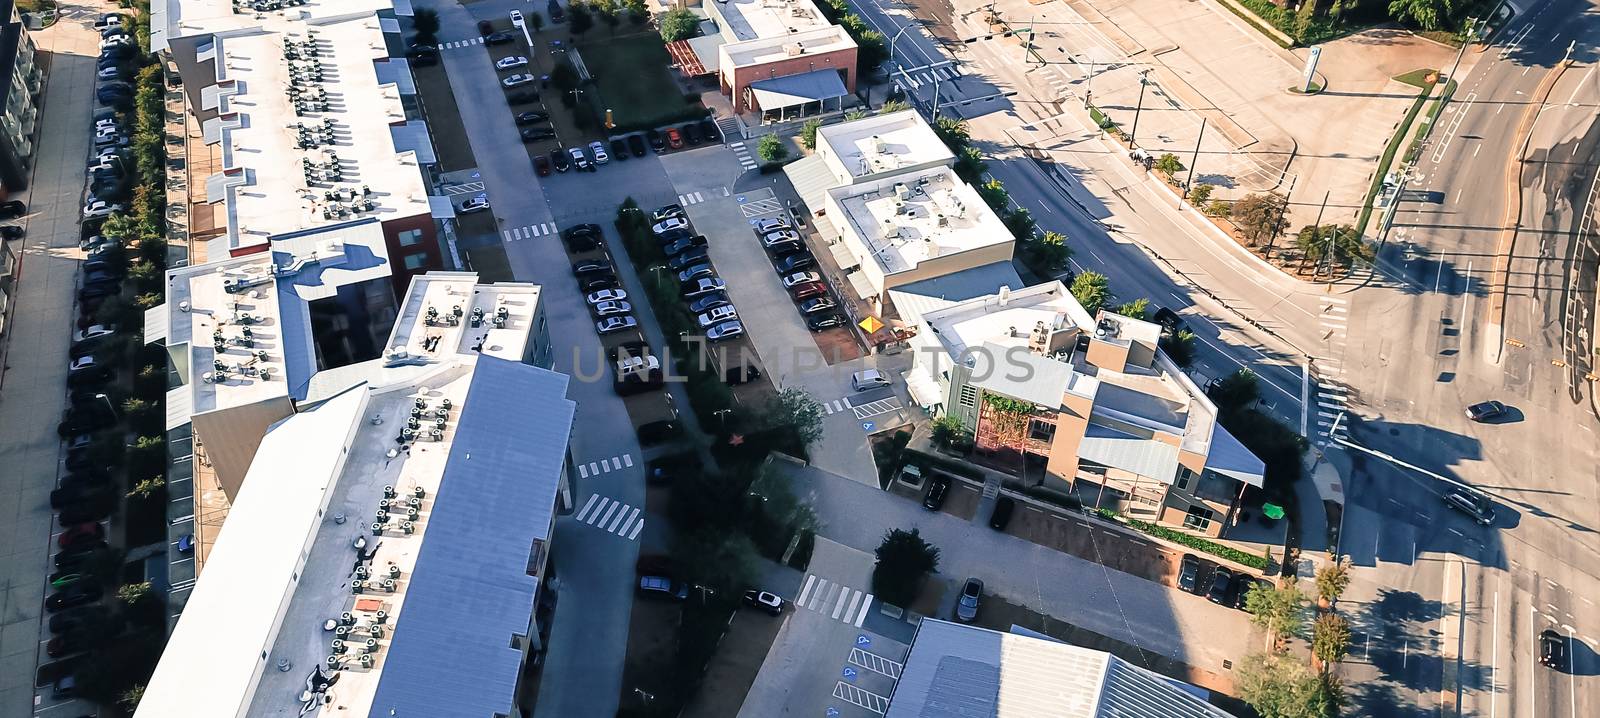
[872,528,940,607]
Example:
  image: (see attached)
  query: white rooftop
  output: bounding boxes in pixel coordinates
[199,8,432,254]
[722,24,855,68]
[386,271,542,365]
[830,166,1014,276]
[714,0,831,41]
[817,110,954,181]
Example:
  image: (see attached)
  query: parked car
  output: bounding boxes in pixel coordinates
[578,274,620,293]
[627,134,648,157]
[699,118,720,142]
[57,408,114,438]
[610,340,651,362]
[798,296,836,315]
[596,316,638,334]
[568,146,592,171]
[652,216,690,235]
[495,56,529,70]
[572,258,613,276]
[501,73,535,88]
[681,276,726,298]
[666,127,684,149]
[459,196,490,213]
[956,577,983,622]
[724,363,762,385]
[520,128,556,142]
[695,305,738,328]
[687,292,730,315]
[851,369,890,391]
[507,90,541,105]
[705,320,745,342]
[94,13,123,30]
[1465,400,1506,422]
[550,148,571,172]
[1177,554,1202,593]
[753,217,791,234]
[676,263,715,283]
[589,141,610,164]
[486,31,517,45]
[586,288,627,305]
[805,313,846,332]
[1229,572,1257,610]
[609,138,629,161]
[47,630,101,659]
[652,203,686,223]
[743,590,784,616]
[1443,487,1496,525]
[667,246,710,270]
[548,0,566,22]
[637,419,681,445]
[761,229,802,247]
[82,200,123,220]
[682,122,701,145]
[57,523,103,549]
[922,474,950,510]
[591,300,633,318]
[662,235,708,257]
[46,584,104,612]
[774,252,816,274]
[0,225,24,240]
[647,128,665,151]
[1206,566,1234,604]
[515,111,549,125]
[1539,629,1567,669]
[989,496,1015,530]
[789,282,828,301]
[565,226,604,252]
[533,154,552,176]
[638,575,688,601]
[48,607,109,635]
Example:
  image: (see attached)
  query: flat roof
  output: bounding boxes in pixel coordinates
[386,271,542,364]
[722,24,855,68]
[714,0,830,41]
[199,9,431,254]
[923,281,1093,364]
[152,219,396,417]
[817,110,954,180]
[830,166,1012,276]
[138,353,574,718]
[153,0,404,52]
[887,619,1239,718]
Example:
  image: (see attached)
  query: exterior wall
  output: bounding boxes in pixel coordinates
[1085,338,1130,373]
[381,213,443,296]
[0,19,40,191]
[724,51,856,114]
[190,396,297,500]
[882,242,1016,292]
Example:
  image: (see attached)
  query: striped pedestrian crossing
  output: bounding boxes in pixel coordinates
[440,37,486,49]
[572,492,645,541]
[727,141,758,171]
[678,191,707,206]
[576,452,634,479]
[795,574,873,627]
[502,222,558,242]
[896,66,960,90]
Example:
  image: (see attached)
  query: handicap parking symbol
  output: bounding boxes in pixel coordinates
[827,709,840,717]
[737,195,747,202]
[842,666,858,681]
[856,634,872,647]
[470,171,481,179]
[861,421,875,432]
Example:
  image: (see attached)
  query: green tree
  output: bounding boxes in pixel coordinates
[1387,0,1453,31]
[1029,230,1072,270]
[1208,368,1260,413]
[1314,556,1351,607]
[954,146,987,184]
[844,109,869,121]
[529,11,545,34]
[596,0,620,33]
[1311,613,1351,669]
[673,528,759,599]
[1188,182,1214,207]
[119,684,146,712]
[411,8,440,43]
[1236,651,1328,718]
[871,528,940,608]
[1003,207,1035,240]
[757,133,789,163]
[659,7,698,42]
[976,178,1010,213]
[1154,153,1184,177]
[933,116,970,149]
[1231,192,1289,248]
[117,581,152,605]
[568,1,593,35]
[1113,297,1151,320]
[1159,329,1197,367]
[552,61,580,91]
[625,0,648,23]
[1245,580,1308,647]
[1070,270,1113,315]
[929,415,970,449]
[1294,0,1319,41]
[127,476,165,500]
[761,387,822,445]
[800,118,823,150]
[878,98,910,114]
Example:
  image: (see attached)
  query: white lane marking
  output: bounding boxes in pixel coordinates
[854,595,873,626]
[797,574,817,606]
[608,505,633,533]
[595,501,620,528]
[575,494,600,522]
[585,497,611,524]
[627,517,644,540]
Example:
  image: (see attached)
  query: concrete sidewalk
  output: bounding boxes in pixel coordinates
[0,4,101,716]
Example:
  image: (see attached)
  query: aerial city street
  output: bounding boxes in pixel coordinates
[0,0,1594,716]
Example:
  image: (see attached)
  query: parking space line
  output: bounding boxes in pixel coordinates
[575,494,600,522]
[627,518,645,540]
[798,574,817,605]
[848,647,903,679]
[832,682,889,715]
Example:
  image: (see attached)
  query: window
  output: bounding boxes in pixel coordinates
[1175,466,1195,491]
[958,384,977,407]
[403,253,428,270]
[396,228,424,247]
[1028,419,1055,442]
[1183,506,1214,531]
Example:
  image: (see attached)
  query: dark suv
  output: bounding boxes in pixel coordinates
[1177,554,1201,593]
[921,475,950,510]
[1443,487,1495,525]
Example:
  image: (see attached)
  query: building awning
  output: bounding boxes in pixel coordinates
[905,368,943,410]
[844,270,876,302]
[1205,423,1266,488]
[428,196,457,219]
[667,35,721,77]
[829,240,859,272]
[1078,423,1181,484]
[782,154,837,215]
[144,304,169,344]
[749,69,849,111]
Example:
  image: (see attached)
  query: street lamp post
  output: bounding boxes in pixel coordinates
[1129,70,1150,148]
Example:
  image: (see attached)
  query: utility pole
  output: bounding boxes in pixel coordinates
[1309,190,1329,278]
[1130,70,1150,148]
[1443,17,1476,87]
[1182,117,1206,208]
[1262,176,1295,255]
[1084,59,1095,108]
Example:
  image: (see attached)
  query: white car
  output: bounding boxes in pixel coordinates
[568,147,591,170]
[780,271,821,288]
[588,141,610,164]
[69,356,98,373]
[752,217,790,234]
[94,14,124,30]
[695,305,738,328]
[851,369,891,391]
[596,316,638,334]
[501,74,535,88]
[651,217,689,235]
[459,197,490,213]
[586,288,627,305]
[510,9,525,25]
[592,300,632,317]
[98,36,133,50]
[74,325,117,344]
[82,201,124,219]
[96,67,121,81]
[495,56,528,71]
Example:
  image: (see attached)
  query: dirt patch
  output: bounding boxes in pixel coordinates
[1006,500,1180,586]
[681,609,786,718]
[619,597,684,709]
[410,60,476,172]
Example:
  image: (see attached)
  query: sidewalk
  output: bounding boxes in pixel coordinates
[0,4,100,716]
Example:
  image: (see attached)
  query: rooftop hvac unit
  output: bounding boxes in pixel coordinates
[997,285,1011,306]
[936,213,947,227]
[1029,321,1050,354]
[894,183,910,200]
[871,135,886,153]
[785,43,805,56]
[375,610,389,624]
[326,656,342,671]
[1095,317,1121,338]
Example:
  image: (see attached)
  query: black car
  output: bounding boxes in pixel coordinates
[1465,400,1506,422]
[77,283,119,302]
[48,607,111,635]
[774,253,816,274]
[521,128,556,143]
[406,49,439,67]
[1229,572,1257,610]
[100,43,135,60]
[1177,554,1201,593]
[627,134,648,157]
[666,247,710,270]
[682,123,701,145]
[572,258,613,276]
[477,19,494,35]
[1153,306,1186,335]
[57,408,114,439]
[563,224,603,251]
[1206,566,1234,604]
[507,90,540,105]
[50,485,110,510]
[1539,629,1567,669]
[637,419,681,445]
[0,199,25,219]
[646,128,664,151]
[58,496,115,526]
[922,475,950,510]
[550,148,571,172]
[0,225,22,240]
[486,31,517,45]
[676,262,716,283]
[46,584,104,612]
[578,274,620,293]
[609,340,651,362]
[663,235,708,257]
[610,138,629,161]
[515,111,550,125]
[988,496,1015,530]
[725,364,761,385]
[1443,487,1495,525]
[798,296,836,315]
[54,546,104,571]
[764,239,806,257]
[699,118,720,142]
[687,291,730,315]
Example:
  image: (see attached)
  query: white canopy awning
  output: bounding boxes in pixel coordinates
[905,368,944,410]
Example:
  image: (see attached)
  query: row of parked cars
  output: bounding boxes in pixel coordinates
[84,15,140,225]
[1176,553,1267,610]
[745,215,849,332]
[646,204,746,342]
[529,118,722,177]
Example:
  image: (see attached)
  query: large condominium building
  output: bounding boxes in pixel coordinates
[0,0,41,193]
[702,0,857,119]
[906,281,1266,538]
[137,275,569,718]
[152,0,449,289]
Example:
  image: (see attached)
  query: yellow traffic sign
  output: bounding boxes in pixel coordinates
[858,316,884,333]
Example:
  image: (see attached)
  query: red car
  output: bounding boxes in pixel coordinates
[790,282,827,301]
[666,128,684,149]
[57,523,103,548]
[534,154,552,177]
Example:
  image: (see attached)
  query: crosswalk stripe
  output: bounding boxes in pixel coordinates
[586,497,611,524]
[854,595,873,626]
[607,505,631,533]
[610,457,622,470]
[797,574,817,605]
[578,463,589,479]
[843,590,862,621]
[627,517,645,540]
[588,461,600,475]
[596,501,620,528]
[811,579,830,610]
[502,229,514,242]
[622,454,634,467]
[615,507,640,534]
[601,460,612,473]
[832,589,851,619]
[575,494,600,522]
